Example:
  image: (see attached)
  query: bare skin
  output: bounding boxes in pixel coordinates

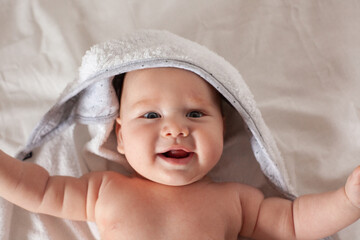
[1,68,360,239]
[1,150,360,240]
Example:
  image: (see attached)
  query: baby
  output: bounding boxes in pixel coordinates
[1,67,360,240]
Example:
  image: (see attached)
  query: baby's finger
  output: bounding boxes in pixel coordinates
[350,166,360,184]
[345,166,360,208]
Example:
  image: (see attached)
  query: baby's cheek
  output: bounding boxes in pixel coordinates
[202,135,223,164]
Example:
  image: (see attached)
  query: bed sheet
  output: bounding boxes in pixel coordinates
[1,0,359,239]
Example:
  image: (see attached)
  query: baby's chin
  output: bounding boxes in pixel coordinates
[132,171,210,186]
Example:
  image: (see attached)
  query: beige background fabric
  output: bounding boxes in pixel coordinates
[0,1,359,238]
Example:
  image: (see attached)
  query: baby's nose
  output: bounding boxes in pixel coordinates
[161,119,189,138]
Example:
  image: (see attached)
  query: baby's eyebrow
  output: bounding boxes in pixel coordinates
[129,96,214,109]
[187,95,217,106]
[131,98,160,109]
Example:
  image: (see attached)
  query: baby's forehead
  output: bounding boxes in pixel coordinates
[113,68,224,116]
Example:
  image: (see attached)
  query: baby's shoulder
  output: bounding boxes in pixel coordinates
[212,182,264,200]
[83,170,126,181]
[82,170,129,192]
[212,181,259,191]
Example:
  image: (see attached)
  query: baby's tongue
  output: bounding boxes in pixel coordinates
[164,150,189,158]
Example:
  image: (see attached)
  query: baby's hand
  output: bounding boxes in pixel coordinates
[345,166,360,209]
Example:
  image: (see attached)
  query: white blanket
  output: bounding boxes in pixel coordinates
[1,1,359,239]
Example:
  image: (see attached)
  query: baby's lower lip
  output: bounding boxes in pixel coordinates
[158,152,194,165]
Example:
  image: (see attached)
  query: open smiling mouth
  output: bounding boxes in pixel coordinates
[162,150,191,158]
[159,150,194,165]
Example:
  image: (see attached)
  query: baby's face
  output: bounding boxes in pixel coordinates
[116,67,224,186]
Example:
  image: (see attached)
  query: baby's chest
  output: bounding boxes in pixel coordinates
[96,185,242,239]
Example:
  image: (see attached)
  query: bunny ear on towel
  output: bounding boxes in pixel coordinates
[17,29,296,198]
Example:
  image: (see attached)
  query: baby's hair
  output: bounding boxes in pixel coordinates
[112,73,125,102]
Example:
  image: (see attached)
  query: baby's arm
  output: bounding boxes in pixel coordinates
[0,150,107,221]
[240,166,360,239]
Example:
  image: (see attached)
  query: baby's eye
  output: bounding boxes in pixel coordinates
[143,112,161,119]
[186,111,203,118]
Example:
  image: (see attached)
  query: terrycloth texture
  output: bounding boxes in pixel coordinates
[1,30,334,240]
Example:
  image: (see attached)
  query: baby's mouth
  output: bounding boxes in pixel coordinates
[162,150,191,159]
[158,148,194,166]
